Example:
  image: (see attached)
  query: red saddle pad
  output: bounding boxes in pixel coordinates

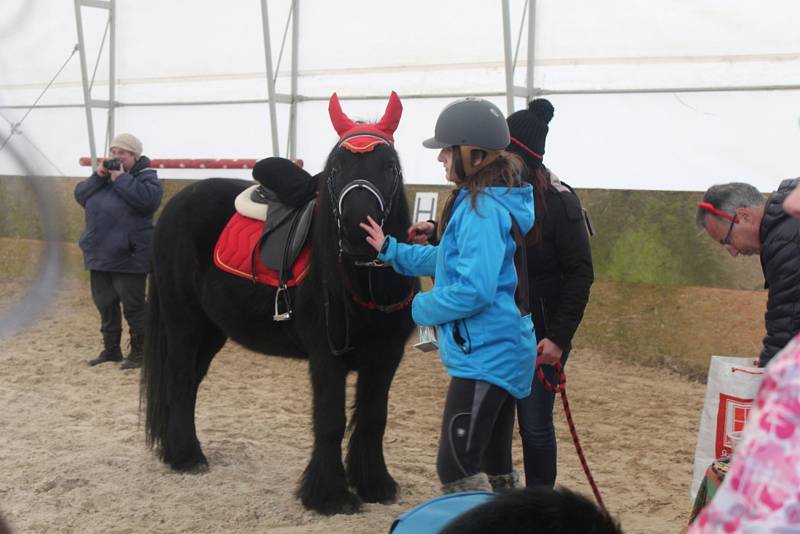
[213,212,311,287]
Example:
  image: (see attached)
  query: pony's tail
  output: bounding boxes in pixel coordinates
[140,271,169,457]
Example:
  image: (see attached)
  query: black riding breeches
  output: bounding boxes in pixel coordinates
[436,377,516,485]
[90,270,147,337]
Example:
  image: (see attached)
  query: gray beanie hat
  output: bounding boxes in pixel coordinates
[110,133,143,159]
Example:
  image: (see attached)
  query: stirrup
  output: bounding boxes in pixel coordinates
[273,285,292,321]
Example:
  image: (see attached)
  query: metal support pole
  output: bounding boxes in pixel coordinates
[288,0,299,159]
[259,0,281,157]
[501,0,515,115]
[107,0,116,150]
[74,0,98,167]
[526,0,536,102]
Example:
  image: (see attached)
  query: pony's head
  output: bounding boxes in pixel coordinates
[321,92,408,260]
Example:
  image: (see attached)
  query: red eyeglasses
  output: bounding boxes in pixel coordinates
[697,202,739,246]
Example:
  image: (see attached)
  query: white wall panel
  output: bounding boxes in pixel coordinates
[1,0,798,190]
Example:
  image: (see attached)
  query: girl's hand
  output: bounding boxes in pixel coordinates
[359,215,385,252]
[407,221,435,244]
[535,338,563,366]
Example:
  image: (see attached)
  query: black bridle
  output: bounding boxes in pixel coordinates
[325,161,401,262]
[322,141,412,356]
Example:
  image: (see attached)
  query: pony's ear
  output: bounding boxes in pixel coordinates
[329,92,355,137]
[376,91,403,137]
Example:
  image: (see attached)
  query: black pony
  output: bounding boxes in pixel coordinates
[141,92,418,515]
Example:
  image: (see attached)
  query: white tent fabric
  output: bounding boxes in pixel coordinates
[1,0,799,190]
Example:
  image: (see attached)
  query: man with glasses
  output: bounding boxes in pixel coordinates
[696,179,800,367]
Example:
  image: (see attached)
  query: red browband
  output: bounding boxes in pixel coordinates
[510,137,543,160]
[696,202,738,223]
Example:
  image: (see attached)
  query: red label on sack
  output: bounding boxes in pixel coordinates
[715,393,753,458]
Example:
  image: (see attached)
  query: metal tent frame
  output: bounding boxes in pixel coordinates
[71,0,540,163]
[68,0,800,164]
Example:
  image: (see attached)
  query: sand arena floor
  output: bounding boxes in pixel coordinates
[0,280,703,533]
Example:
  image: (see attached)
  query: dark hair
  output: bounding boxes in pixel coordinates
[440,486,622,534]
[437,150,525,241]
[523,165,550,246]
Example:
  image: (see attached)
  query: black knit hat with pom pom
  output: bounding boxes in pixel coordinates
[505,98,554,170]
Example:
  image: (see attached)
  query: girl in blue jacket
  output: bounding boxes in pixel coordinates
[361,98,536,493]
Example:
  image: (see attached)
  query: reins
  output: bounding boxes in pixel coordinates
[322,274,354,356]
[323,256,416,356]
[536,361,607,512]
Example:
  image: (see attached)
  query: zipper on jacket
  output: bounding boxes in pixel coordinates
[539,298,549,338]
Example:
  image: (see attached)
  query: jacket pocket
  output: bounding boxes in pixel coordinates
[520,313,536,351]
[128,227,154,254]
[452,319,472,354]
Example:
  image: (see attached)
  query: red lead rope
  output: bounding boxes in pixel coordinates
[536,362,607,512]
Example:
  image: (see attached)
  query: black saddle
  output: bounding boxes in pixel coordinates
[248,185,314,322]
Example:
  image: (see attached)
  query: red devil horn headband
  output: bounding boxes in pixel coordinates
[376,91,402,137]
[328,91,403,141]
[696,202,738,222]
[329,93,355,137]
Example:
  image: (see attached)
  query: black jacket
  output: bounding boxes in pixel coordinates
[759,177,800,365]
[526,172,594,352]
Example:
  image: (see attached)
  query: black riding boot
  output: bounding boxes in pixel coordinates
[88,332,123,366]
[120,332,144,370]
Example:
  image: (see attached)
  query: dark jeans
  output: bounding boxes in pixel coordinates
[436,377,516,485]
[90,270,147,338]
[516,350,570,487]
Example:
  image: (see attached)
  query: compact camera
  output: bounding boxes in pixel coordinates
[102,158,122,171]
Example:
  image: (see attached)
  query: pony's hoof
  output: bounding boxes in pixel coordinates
[177,461,209,474]
[355,475,398,504]
[167,452,209,473]
[301,489,362,516]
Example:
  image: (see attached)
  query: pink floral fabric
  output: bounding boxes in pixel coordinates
[689,334,800,533]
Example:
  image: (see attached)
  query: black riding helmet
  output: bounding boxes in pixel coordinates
[423,97,510,179]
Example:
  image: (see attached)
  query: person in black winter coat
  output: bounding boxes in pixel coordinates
[505,99,594,488]
[74,133,163,370]
[696,178,800,367]
[407,99,595,489]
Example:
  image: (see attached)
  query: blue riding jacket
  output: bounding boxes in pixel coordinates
[378,184,537,398]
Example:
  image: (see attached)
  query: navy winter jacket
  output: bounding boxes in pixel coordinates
[74,156,163,273]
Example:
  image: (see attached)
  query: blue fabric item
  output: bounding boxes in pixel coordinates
[74,159,162,273]
[379,185,537,398]
[389,491,495,533]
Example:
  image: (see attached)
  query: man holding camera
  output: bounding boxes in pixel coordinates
[74,133,162,370]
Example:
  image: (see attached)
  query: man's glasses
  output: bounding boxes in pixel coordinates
[720,216,737,246]
[697,202,739,246]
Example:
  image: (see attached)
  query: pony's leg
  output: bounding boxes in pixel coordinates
[161,316,224,472]
[298,353,360,515]
[346,345,402,503]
